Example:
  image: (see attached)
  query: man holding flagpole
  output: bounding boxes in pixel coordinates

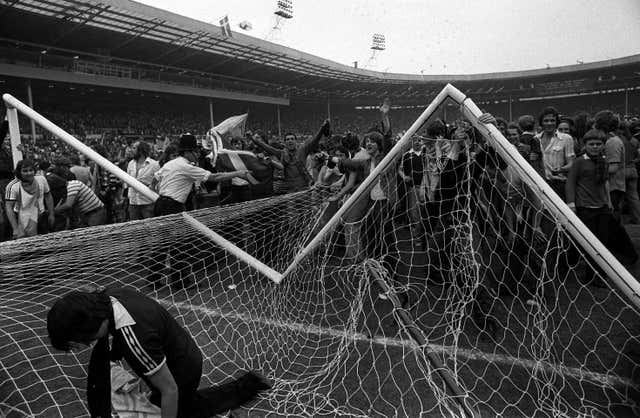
[250,120,331,193]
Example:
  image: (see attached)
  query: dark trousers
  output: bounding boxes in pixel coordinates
[577,206,638,281]
[230,185,253,204]
[154,195,186,216]
[548,179,566,202]
[149,196,190,287]
[149,367,265,418]
[610,189,625,218]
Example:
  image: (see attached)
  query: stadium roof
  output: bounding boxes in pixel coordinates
[1,0,640,103]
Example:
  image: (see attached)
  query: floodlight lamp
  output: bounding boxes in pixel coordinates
[275,0,293,19]
[371,33,385,51]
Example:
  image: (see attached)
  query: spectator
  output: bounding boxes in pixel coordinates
[618,121,640,223]
[153,134,250,216]
[494,117,508,137]
[595,110,625,216]
[0,119,13,241]
[54,175,107,227]
[558,116,581,155]
[158,144,179,168]
[4,159,55,239]
[69,154,92,187]
[126,141,159,220]
[91,144,124,224]
[397,135,426,246]
[565,129,638,286]
[517,115,543,175]
[536,106,575,200]
[339,131,396,262]
[250,121,331,193]
[52,156,77,181]
[228,137,252,204]
[506,123,529,158]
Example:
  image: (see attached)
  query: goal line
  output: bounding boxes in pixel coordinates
[160,298,635,391]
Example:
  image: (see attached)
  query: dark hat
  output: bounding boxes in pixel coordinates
[178,134,198,152]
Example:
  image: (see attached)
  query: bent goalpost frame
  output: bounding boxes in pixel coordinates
[2,93,158,202]
[182,213,283,284]
[364,259,479,418]
[280,85,456,280]
[281,83,640,311]
[2,92,284,284]
[446,84,640,312]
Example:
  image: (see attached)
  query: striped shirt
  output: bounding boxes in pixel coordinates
[3,178,19,202]
[67,180,103,214]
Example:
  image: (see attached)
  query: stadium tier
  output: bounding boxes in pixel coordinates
[1,1,640,417]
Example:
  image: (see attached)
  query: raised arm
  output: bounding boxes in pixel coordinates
[251,135,282,157]
[297,120,331,161]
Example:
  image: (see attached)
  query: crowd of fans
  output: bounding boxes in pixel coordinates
[2,102,640,293]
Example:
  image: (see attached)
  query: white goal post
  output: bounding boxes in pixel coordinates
[281,83,640,310]
[2,93,158,202]
[2,92,283,283]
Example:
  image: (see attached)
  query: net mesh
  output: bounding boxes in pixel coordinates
[1,93,640,417]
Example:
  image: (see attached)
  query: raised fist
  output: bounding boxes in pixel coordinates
[321,119,331,137]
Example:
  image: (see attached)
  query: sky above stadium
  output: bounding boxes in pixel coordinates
[139,0,640,75]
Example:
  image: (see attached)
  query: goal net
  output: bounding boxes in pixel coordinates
[1,85,640,417]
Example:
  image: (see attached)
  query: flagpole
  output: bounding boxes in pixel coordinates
[209,99,214,127]
[277,105,281,140]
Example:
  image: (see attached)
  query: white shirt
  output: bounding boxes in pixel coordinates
[353,147,369,161]
[126,157,160,205]
[369,159,386,200]
[154,156,211,203]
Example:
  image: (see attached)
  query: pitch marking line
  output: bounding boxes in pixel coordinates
[160,299,636,391]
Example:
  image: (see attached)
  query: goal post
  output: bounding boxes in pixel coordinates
[2,84,640,417]
[448,85,640,309]
[281,86,455,280]
[2,93,158,202]
[282,83,640,311]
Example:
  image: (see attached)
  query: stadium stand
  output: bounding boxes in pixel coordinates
[1,0,640,417]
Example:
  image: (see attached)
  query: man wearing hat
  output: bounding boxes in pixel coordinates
[153,134,251,216]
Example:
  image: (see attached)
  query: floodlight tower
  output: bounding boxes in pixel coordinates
[365,33,386,69]
[265,0,293,42]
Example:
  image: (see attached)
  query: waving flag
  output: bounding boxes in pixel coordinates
[213,113,247,138]
[219,16,232,37]
[204,114,271,186]
[215,150,273,186]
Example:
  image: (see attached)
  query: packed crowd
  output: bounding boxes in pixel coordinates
[2,102,640,285]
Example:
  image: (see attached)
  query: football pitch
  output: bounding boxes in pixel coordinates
[1,225,640,417]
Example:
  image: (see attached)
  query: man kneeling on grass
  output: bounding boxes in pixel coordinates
[47,286,270,418]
